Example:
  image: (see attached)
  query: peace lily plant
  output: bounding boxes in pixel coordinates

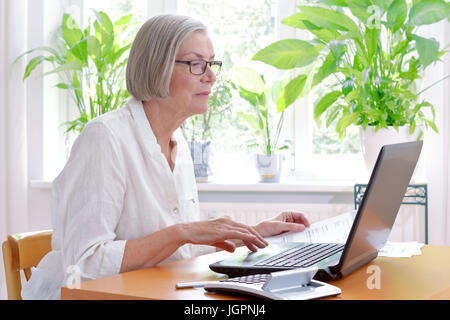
[233,67,292,182]
[17,10,134,133]
[252,0,450,170]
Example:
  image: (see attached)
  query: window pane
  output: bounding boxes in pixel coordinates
[179,0,276,74]
[178,0,279,181]
[83,0,147,25]
[313,124,361,154]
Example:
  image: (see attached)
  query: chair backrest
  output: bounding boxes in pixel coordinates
[2,230,53,300]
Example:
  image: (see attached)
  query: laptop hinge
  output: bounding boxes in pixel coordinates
[339,251,378,278]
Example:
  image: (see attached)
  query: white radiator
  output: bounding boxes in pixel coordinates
[199,202,426,243]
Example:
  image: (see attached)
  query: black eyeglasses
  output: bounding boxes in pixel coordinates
[175,59,222,75]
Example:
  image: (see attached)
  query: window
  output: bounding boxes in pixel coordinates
[39,0,368,182]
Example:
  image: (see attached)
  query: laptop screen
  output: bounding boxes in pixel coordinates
[337,141,423,277]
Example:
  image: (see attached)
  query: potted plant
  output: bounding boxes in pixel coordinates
[181,76,233,182]
[252,0,450,172]
[233,67,292,183]
[16,10,134,134]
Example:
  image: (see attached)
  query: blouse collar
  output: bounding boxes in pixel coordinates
[127,97,180,163]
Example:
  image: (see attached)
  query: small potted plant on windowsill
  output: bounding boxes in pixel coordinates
[233,67,292,183]
[252,0,450,173]
[181,76,233,182]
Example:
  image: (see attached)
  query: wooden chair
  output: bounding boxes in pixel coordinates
[2,230,53,300]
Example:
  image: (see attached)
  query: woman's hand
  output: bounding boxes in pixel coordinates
[253,211,311,238]
[179,217,268,253]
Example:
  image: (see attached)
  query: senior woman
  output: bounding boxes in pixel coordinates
[22,14,310,300]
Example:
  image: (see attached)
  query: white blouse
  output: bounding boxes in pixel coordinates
[22,98,214,300]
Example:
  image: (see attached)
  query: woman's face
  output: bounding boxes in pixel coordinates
[169,30,217,117]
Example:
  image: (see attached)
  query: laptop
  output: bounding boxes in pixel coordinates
[210,141,423,281]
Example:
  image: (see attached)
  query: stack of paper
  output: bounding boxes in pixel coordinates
[265,211,424,258]
[378,242,424,258]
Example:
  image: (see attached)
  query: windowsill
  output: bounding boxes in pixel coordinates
[196,179,357,193]
[29,178,360,193]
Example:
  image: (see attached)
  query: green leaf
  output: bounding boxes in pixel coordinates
[42,60,83,76]
[426,119,439,133]
[326,104,342,127]
[387,0,407,32]
[372,0,395,12]
[114,14,133,27]
[233,67,265,94]
[70,38,88,65]
[277,74,307,112]
[336,111,360,137]
[92,10,114,33]
[407,0,450,26]
[313,46,345,86]
[364,27,379,62]
[237,112,260,131]
[329,40,346,61]
[311,28,341,43]
[14,46,60,66]
[282,13,313,30]
[411,34,440,68]
[314,91,342,119]
[315,0,347,6]
[87,35,101,59]
[62,14,84,48]
[110,43,131,64]
[252,39,321,70]
[55,83,77,90]
[23,56,45,80]
[342,77,355,96]
[345,0,373,22]
[236,86,260,107]
[297,6,359,32]
[270,80,287,105]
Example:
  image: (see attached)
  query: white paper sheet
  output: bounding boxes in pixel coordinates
[264,210,423,258]
[265,211,356,244]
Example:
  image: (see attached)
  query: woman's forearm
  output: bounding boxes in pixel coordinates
[119,224,185,273]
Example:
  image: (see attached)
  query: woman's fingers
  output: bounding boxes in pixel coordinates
[212,240,236,253]
[225,220,268,244]
[226,229,267,249]
[184,218,268,251]
[279,211,310,228]
[274,221,306,234]
[243,240,259,253]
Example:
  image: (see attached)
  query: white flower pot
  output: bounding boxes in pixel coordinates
[255,154,284,183]
[360,126,422,174]
[188,140,213,182]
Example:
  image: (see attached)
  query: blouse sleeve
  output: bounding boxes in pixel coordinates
[52,121,127,282]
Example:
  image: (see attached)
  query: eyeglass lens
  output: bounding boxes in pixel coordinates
[191,60,221,75]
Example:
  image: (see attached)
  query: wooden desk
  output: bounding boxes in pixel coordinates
[61,245,450,300]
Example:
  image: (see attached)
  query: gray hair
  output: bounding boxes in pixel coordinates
[126,14,208,101]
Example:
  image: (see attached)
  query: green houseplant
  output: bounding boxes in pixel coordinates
[181,76,233,182]
[252,0,450,171]
[233,67,292,182]
[17,10,134,133]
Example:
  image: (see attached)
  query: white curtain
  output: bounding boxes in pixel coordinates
[445,22,450,246]
[446,108,450,246]
[0,0,30,300]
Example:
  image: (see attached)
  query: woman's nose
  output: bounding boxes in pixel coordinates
[202,65,216,83]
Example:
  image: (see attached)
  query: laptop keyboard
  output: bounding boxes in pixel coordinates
[255,243,344,268]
